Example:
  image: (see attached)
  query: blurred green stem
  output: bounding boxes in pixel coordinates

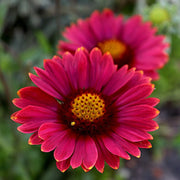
[55,0,61,33]
[0,40,22,66]
[0,67,13,113]
[135,0,147,14]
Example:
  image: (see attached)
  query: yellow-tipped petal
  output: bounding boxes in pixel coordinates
[17,90,21,97]
[61,169,66,173]
[28,139,32,145]
[53,55,59,59]
[55,158,60,162]
[11,116,17,121]
[94,47,100,51]
[64,51,70,55]
[77,46,85,52]
[139,70,144,75]
[155,125,159,130]
[87,166,93,170]
[156,109,160,115]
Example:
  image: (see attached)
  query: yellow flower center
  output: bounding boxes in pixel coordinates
[98,39,126,60]
[71,93,105,122]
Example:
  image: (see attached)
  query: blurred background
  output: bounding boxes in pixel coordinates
[0,0,180,179]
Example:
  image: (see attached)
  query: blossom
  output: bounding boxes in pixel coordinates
[58,9,169,80]
[11,47,159,173]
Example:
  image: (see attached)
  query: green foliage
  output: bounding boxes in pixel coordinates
[0,2,8,35]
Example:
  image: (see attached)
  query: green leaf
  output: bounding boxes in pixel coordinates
[35,31,53,55]
[0,2,8,35]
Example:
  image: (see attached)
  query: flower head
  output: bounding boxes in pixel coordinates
[58,9,169,80]
[11,47,159,173]
[149,6,170,25]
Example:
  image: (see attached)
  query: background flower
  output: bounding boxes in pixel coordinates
[11,47,159,173]
[58,9,169,80]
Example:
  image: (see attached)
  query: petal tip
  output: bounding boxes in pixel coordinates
[28,72,33,78]
[87,166,94,170]
[38,135,43,140]
[53,55,59,59]
[156,109,160,116]
[138,70,144,75]
[28,139,32,145]
[12,99,15,104]
[77,46,85,52]
[136,155,141,158]
[61,169,67,173]
[64,51,71,55]
[132,67,136,71]
[150,135,154,140]
[17,126,22,132]
[55,158,60,162]
[155,125,159,130]
[11,115,17,121]
[83,168,89,172]
[127,156,131,160]
[97,168,104,173]
[17,90,21,97]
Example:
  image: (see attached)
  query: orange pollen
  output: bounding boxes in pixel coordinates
[71,93,105,122]
[98,39,126,59]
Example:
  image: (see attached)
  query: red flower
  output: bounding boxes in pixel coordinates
[58,9,169,80]
[11,47,159,173]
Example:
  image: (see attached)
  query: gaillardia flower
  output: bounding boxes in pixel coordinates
[58,9,169,80]
[11,47,159,173]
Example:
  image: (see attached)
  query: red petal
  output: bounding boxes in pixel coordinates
[118,105,159,119]
[112,133,141,158]
[96,137,120,170]
[119,119,159,131]
[90,10,104,41]
[115,126,153,142]
[18,121,43,133]
[74,47,89,89]
[29,73,62,100]
[41,132,64,152]
[56,158,70,172]
[82,136,98,170]
[44,60,71,96]
[103,65,135,96]
[54,131,76,161]
[70,136,84,169]
[120,97,160,108]
[13,86,60,111]
[13,106,59,124]
[81,164,91,172]
[95,52,117,91]
[95,141,105,173]
[28,132,43,145]
[38,122,66,140]
[116,83,154,107]
[102,135,130,160]
[134,140,152,148]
